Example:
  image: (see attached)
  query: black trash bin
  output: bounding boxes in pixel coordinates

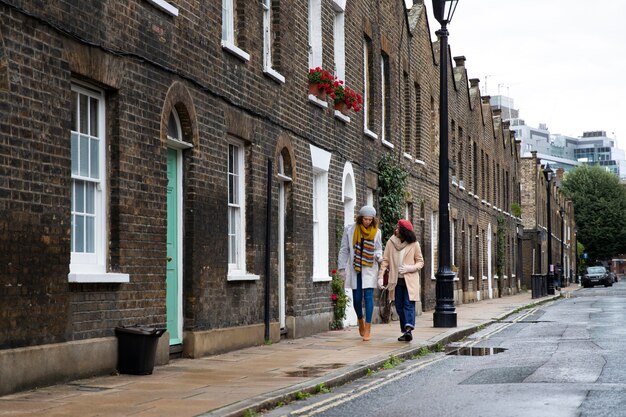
[115,326,165,375]
[531,274,542,299]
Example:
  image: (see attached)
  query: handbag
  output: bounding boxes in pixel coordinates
[383,267,389,287]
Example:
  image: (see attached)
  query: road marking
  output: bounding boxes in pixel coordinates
[282,308,539,416]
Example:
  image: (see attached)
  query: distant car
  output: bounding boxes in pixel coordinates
[582,266,612,288]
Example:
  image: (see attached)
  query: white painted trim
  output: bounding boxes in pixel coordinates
[334,111,350,122]
[309,94,328,108]
[382,139,394,149]
[227,273,261,281]
[310,144,331,173]
[403,152,413,161]
[415,159,426,166]
[68,272,130,283]
[264,67,286,84]
[146,0,179,16]
[364,128,378,140]
[221,40,251,62]
[312,274,332,282]
[341,161,356,205]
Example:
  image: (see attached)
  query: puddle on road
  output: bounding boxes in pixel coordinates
[446,346,507,356]
[284,363,345,377]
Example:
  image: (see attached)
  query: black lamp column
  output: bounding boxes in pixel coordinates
[574,227,579,283]
[544,164,555,295]
[559,206,565,287]
[432,0,459,328]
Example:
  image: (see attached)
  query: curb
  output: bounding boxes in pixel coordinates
[200,294,563,417]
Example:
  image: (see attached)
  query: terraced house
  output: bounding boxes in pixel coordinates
[0,0,525,394]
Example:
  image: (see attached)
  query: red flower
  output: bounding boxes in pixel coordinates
[331,269,337,274]
[331,293,338,301]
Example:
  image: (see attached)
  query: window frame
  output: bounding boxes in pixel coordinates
[222,0,250,61]
[310,145,331,282]
[68,82,128,283]
[262,0,285,83]
[227,138,259,281]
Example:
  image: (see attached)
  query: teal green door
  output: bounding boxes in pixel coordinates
[166,148,181,345]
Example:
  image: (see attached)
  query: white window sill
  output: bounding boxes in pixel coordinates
[468,192,474,197]
[482,276,488,280]
[227,273,261,281]
[334,111,350,123]
[459,185,465,191]
[309,94,328,108]
[494,275,499,280]
[415,159,425,166]
[469,276,475,281]
[452,181,458,187]
[221,40,250,62]
[381,139,394,149]
[363,128,378,140]
[403,153,413,161]
[145,0,179,16]
[312,274,332,282]
[263,67,285,84]
[68,272,130,283]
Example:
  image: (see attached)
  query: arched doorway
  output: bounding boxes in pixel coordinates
[341,162,357,327]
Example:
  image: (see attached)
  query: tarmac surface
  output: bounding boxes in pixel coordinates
[0,288,572,417]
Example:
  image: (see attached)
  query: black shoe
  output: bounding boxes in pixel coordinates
[397,332,412,342]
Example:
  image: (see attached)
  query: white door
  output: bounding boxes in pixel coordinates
[342,163,357,327]
[277,155,292,330]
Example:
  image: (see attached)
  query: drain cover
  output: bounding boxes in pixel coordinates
[446,346,507,356]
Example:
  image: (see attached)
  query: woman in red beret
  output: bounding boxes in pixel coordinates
[378,219,424,341]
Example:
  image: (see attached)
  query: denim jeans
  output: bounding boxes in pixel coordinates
[394,280,416,332]
[352,272,374,323]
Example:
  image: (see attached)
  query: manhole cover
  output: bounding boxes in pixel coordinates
[446,346,507,356]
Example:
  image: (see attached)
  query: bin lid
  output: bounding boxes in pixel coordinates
[115,326,165,337]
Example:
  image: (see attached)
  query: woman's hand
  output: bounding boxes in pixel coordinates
[398,264,418,274]
[377,277,385,290]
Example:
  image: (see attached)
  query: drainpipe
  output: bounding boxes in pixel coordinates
[264,159,272,342]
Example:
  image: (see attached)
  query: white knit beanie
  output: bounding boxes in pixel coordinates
[359,205,376,217]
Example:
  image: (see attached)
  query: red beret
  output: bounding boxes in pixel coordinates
[398,219,413,232]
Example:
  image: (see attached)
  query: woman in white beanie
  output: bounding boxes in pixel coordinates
[338,205,383,341]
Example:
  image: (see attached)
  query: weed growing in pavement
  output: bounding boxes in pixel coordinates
[242,409,257,417]
[315,383,331,394]
[366,368,375,376]
[276,401,284,408]
[295,391,311,401]
[382,355,404,369]
[264,339,273,345]
[411,346,431,359]
[434,343,445,352]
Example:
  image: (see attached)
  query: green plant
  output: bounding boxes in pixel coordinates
[382,354,404,369]
[264,339,273,345]
[366,368,375,376]
[330,81,363,112]
[295,391,311,401]
[242,409,257,417]
[413,346,430,358]
[377,155,409,243]
[315,383,330,394]
[308,67,333,91]
[434,343,445,352]
[511,202,522,217]
[276,401,284,408]
[330,269,349,329]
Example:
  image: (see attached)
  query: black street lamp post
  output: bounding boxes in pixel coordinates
[543,164,555,295]
[432,0,459,328]
[559,206,565,287]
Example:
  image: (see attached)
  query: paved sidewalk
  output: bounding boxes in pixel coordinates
[0,289,572,417]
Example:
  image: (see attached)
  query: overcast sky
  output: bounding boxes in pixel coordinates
[407,0,626,150]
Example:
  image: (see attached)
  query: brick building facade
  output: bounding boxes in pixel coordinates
[1,0,528,394]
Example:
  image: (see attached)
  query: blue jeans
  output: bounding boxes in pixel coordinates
[352,273,374,323]
[394,281,416,332]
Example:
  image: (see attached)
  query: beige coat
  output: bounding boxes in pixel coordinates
[378,236,424,302]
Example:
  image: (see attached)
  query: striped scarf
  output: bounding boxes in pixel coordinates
[352,223,377,272]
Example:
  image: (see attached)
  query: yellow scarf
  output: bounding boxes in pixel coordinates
[352,223,377,246]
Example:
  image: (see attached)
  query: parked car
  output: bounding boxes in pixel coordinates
[582,266,612,288]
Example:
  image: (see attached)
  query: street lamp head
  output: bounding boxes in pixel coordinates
[543,163,554,183]
[559,207,565,217]
[432,0,459,25]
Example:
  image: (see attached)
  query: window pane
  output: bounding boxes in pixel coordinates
[74,181,85,213]
[71,91,78,132]
[86,216,95,253]
[71,133,79,175]
[79,135,89,177]
[90,138,99,179]
[75,215,85,252]
[79,94,88,134]
[167,112,179,139]
[89,97,98,136]
[228,207,237,264]
[85,182,95,214]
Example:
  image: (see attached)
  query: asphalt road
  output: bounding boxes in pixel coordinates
[263,282,626,417]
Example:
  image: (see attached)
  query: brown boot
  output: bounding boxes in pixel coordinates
[362,323,371,341]
[358,318,365,337]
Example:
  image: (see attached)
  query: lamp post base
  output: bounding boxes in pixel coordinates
[433,269,457,328]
